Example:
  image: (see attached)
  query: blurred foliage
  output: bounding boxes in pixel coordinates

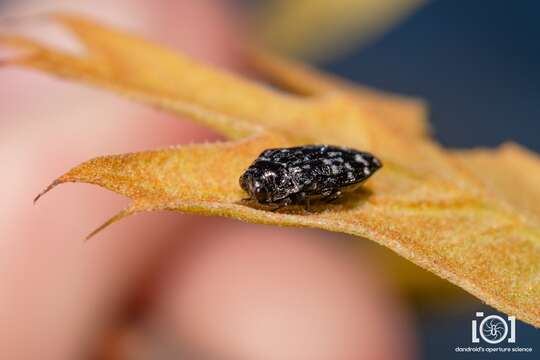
[252,0,426,61]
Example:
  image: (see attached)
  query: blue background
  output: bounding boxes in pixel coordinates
[324,0,540,152]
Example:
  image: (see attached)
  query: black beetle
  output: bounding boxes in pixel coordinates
[239,144,382,210]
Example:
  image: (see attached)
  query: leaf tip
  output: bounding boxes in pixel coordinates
[33,179,63,205]
[85,207,135,241]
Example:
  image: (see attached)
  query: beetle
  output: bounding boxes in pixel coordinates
[239,144,382,210]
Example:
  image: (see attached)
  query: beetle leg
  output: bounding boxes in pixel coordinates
[305,196,311,211]
[270,197,292,212]
[323,190,342,203]
[321,189,333,197]
[289,192,310,211]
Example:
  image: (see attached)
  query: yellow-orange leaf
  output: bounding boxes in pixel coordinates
[454,143,540,224]
[249,49,430,138]
[2,14,540,327]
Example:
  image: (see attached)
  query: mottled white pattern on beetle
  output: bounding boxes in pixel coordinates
[322,159,333,165]
[354,154,369,166]
[331,165,340,175]
[262,172,277,180]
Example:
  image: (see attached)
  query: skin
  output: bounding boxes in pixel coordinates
[0,1,417,359]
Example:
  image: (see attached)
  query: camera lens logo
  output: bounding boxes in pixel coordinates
[472,312,516,344]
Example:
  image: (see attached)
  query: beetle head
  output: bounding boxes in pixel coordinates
[240,162,291,203]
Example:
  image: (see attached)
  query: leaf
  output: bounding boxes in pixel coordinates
[2,14,540,327]
[453,143,540,224]
[248,48,431,139]
[33,131,291,239]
